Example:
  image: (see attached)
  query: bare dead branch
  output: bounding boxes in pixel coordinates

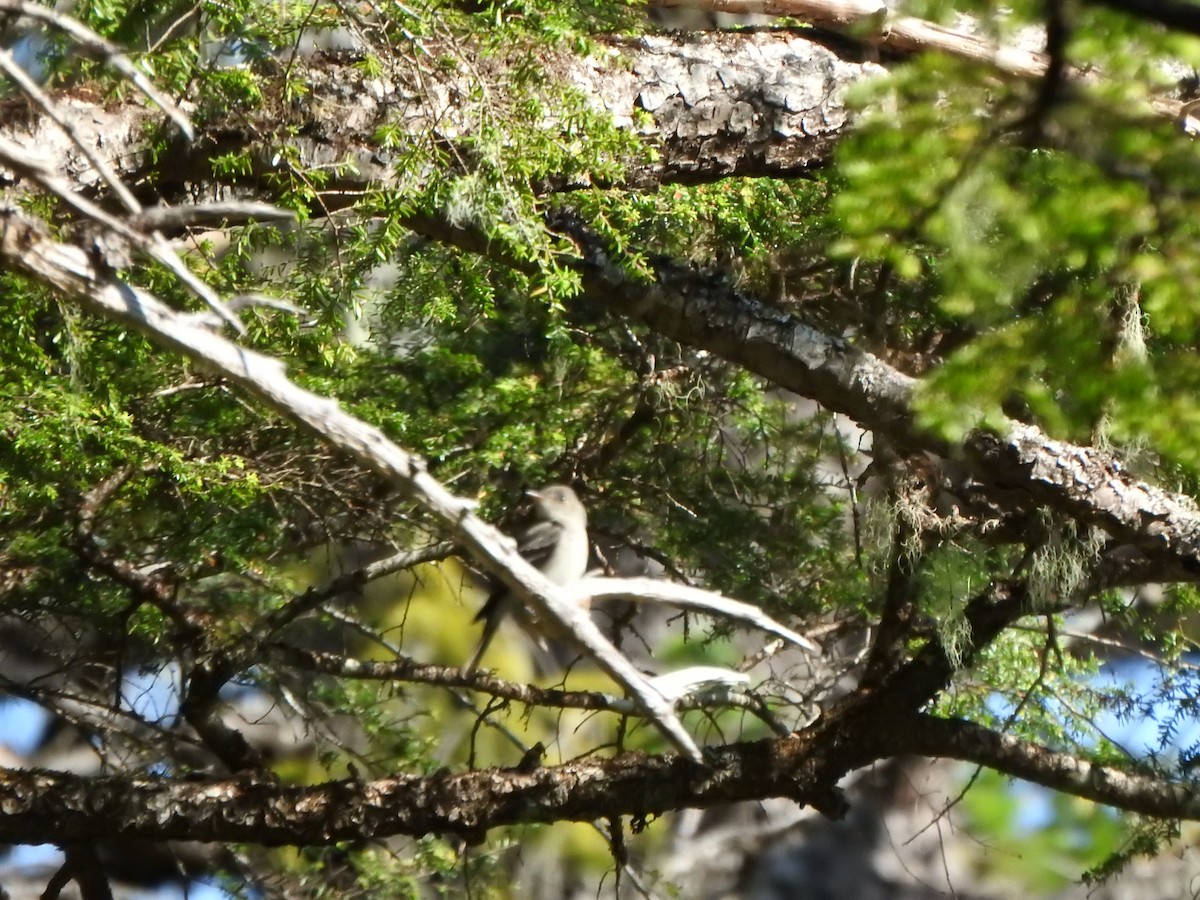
[132,202,297,232]
[561,576,821,653]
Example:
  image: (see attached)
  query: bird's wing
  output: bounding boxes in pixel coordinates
[513,519,564,568]
[470,520,563,626]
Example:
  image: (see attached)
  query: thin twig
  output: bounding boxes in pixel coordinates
[275,645,789,726]
[0,138,244,333]
[0,48,141,213]
[0,0,193,139]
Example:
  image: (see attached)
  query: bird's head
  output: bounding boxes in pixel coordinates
[527,484,587,526]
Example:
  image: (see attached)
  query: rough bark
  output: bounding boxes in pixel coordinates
[1,31,876,211]
[408,211,1200,583]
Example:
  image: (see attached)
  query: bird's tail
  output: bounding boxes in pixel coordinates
[461,591,507,677]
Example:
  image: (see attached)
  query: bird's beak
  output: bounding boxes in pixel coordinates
[524,488,544,501]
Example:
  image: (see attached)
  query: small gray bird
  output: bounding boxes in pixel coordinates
[462,485,590,676]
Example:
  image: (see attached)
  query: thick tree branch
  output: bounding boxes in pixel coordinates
[870,580,1030,711]
[902,714,1200,819]
[58,842,114,900]
[549,222,1200,578]
[860,519,921,685]
[5,14,1188,240]
[390,209,1200,589]
[652,0,1193,122]
[411,209,1200,583]
[0,736,833,845]
[1,32,871,210]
